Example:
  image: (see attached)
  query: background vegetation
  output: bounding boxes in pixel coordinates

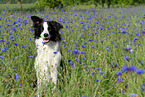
[0,0,145,97]
[1,0,145,9]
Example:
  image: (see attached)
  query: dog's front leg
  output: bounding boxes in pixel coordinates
[50,63,58,88]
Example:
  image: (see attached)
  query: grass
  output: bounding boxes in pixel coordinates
[0,4,145,97]
[0,4,33,11]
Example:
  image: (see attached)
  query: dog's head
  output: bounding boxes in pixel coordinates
[31,16,63,43]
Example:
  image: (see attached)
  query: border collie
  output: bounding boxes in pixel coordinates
[31,16,63,94]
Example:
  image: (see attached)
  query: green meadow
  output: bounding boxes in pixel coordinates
[0,4,145,97]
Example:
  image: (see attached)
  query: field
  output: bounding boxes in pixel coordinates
[0,4,145,97]
[0,4,33,12]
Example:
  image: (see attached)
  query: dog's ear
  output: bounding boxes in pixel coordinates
[50,21,63,31]
[31,16,43,25]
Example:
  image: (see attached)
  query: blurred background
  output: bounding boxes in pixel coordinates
[0,0,145,10]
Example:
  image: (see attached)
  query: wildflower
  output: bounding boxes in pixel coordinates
[142,31,145,35]
[125,85,128,89]
[13,67,16,69]
[42,42,47,45]
[96,79,99,82]
[81,44,86,48]
[116,71,122,76]
[123,44,133,53]
[0,39,6,42]
[121,90,125,93]
[135,69,144,74]
[13,43,18,46]
[133,38,138,42]
[97,68,100,70]
[88,39,93,42]
[70,62,75,68]
[124,56,133,61]
[141,83,145,92]
[121,30,128,34]
[130,93,137,97]
[105,48,110,52]
[10,38,15,41]
[99,70,105,74]
[127,65,136,72]
[21,45,25,48]
[116,76,123,83]
[14,73,19,81]
[115,64,118,68]
[29,56,33,58]
[53,52,57,54]
[90,58,95,61]
[91,46,95,48]
[0,56,4,59]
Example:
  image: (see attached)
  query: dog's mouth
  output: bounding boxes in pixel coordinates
[43,38,50,43]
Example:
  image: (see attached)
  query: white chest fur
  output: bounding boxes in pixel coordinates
[34,38,61,89]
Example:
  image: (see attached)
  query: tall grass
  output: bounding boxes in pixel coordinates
[0,5,145,97]
[0,4,33,11]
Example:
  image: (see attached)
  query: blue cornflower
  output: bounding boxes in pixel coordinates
[90,58,95,61]
[29,56,33,58]
[124,56,133,61]
[141,83,145,92]
[13,43,18,46]
[116,71,122,76]
[130,93,137,97]
[96,79,99,82]
[0,39,6,42]
[99,70,105,74]
[82,57,86,59]
[121,65,136,72]
[127,65,136,72]
[21,45,25,48]
[115,64,118,68]
[14,73,19,81]
[133,38,138,42]
[70,62,75,68]
[116,76,123,83]
[88,39,93,41]
[142,31,145,35]
[123,44,133,53]
[42,42,47,45]
[0,56,4,59]
[53,52,57,54]
[105,48,110,52]
[81,44,86,48]
[10,38,15,41]
[91,46,95,48]
[13,67,16,69]
[75,58,78,61]
[97,68,100,70]
[121,30,128,34]
[122,65,128,72]
[125,85,128,89]
[135,69,144,74]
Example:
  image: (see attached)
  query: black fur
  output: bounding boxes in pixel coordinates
[31,16,63,42]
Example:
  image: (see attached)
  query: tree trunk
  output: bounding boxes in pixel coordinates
[17,0,22,10]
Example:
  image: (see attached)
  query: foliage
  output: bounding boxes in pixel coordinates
[0,4,145,97]
[32,0,145,8]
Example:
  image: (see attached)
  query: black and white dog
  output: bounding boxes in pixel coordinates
[31,16,63,93]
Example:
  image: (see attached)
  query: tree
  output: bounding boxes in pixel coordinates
[17,0,22,9]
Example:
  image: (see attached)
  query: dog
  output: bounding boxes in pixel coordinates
[31,16,63,95]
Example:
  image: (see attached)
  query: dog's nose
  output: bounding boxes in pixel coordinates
[44,33,49,37]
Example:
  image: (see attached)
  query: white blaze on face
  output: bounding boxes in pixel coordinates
[41,22,50,40]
